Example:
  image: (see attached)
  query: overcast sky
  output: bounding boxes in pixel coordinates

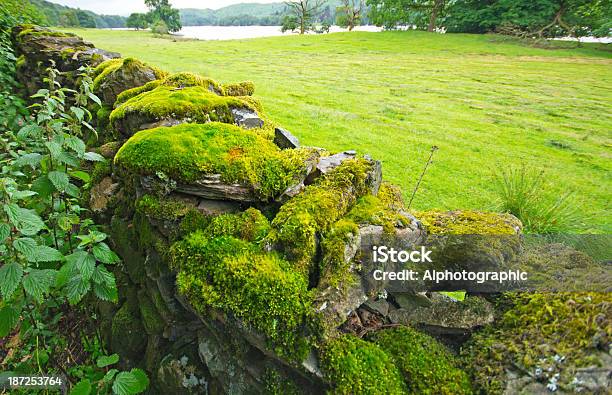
[47,0,281,16]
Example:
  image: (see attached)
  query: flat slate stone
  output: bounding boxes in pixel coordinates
[273,127,300,149]
[231,108,263,129]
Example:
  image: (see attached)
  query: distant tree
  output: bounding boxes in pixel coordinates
[446,0,612,38]
[281,15,299,32]
[367,0,448,31]
[58,10,80,27]
[144,0,181,32]
[151,19,169,34]
[127,12,149,30]
[336,0,364,30]
[75,10,96,27]
[284,0,324,34]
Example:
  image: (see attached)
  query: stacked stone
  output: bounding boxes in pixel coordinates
[11,26,611,395]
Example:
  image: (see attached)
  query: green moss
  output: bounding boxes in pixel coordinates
[110,85,252,129]
[202,208,271,244]
[115,79,162,106]
[319,219,359,287]
[95,104,113,130]
[171,234,313,360]
[16,55,25,69]
[347,194,411,233]
[415,210,521,235]
[319,334,406,394]
[223,81,255,96]
[137,291,165,335]
[370,327,472,395]
[92,57,166,91]
[90,159,111,184]
[111,300,147,360]
[463,292,611,394]
[17,28,75,38]
[269,158,375,273]
[262,367,301,395]
[114,71,223,106]
[115,123,315,200]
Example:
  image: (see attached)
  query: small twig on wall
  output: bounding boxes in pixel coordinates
[408,145,438,209]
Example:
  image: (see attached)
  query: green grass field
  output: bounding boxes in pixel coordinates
[61,28,612,232]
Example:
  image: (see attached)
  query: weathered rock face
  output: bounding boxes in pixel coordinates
[92,58,167,107]
[14,25,611,395]
[12,25,119,96]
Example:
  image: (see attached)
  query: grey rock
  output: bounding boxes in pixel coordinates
[274,127,300,149]
[196,198,242,216]
[175,174,258,202]
[231,108,263,129]
[388,293,494,333]
[362,298,390,316]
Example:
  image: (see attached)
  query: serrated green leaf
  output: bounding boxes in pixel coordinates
[83,151,105,162]
[55,261,75,288]
[11,190,37,200]
[30,245,64,262]
[5,204,44,235]
[22,269,56,303]
[17,124,42,139]
[88,92,101,107]
[13,153,42,168]
[96,353,119,368]
[65,275,90,304]
[70,170,91,183]
[31,175,55,198]
[13,237,37,257]
[0,224,11,243]
[91,265,115,285]
[65,183,80,198]
[112,369,149,395]
[93,243,120,264]
[0,305,20,337]
[103,369,118,383]
[0,262,23,299]
[45,141,62,158]
[69,379,91,395]
[93,280,118,302]
[57,151,81,167]
[48,171,70,192]
[66,251,96,282]
[70,107,85,123]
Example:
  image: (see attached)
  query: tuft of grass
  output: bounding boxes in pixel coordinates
[493,165,587,234]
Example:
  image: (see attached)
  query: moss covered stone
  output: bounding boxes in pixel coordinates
[111,300,147,361]
[110,84,263,136]
[115,122,316,200]
[223,81,255,96]
[269,158,377,273]
[416,210,521,235]
[92,57,167,106]
[462,292,611,394]
[201,207,271,244]
[319,334,406,394]
[370,327,472,395]
[137,290,165,335]
[171,234,313,360]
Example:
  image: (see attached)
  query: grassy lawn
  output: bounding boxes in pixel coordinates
[61,28,611,232]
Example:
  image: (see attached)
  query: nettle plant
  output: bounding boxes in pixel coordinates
[0,63,148,394]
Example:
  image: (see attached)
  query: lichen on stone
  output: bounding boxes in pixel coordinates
[462,292,611,394]
[415,210,521,235]
[115,122,316,200]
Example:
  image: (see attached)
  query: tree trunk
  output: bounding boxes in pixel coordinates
[428,0,443,32]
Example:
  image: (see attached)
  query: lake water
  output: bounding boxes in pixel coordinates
[175,25,383,40]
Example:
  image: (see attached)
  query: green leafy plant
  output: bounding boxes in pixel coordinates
[69,353,149,395]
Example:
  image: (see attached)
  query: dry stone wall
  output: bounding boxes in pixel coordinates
[11,25,611,395]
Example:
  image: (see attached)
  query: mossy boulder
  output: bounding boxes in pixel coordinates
[171,234,313,360]
[463,292,611,394]
[111,300,148,362]
[414,210,523,293]
[11,24,119,96]
[370,326,473,394]
[110,84,266,137]
[92,57,167,107]
[114,122,319,201]
[319,334,406,394]
[223,81,255,96]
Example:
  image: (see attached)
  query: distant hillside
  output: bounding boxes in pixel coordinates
[180,1,347,26]
[32,0,126,28]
